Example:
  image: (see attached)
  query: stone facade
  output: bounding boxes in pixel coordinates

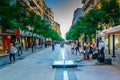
[53,22,61,36]
[19,0,54,27]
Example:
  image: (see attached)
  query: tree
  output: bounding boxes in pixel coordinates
[0,0,27,29]
[66,8,104,40]
[101,0,120,26]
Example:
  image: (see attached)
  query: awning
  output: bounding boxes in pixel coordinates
[106,25,120,34]
[99,29,110,36]
[100,25,120,36]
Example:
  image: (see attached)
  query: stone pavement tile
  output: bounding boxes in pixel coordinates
[76,65,120,80]
[0,47,55,80]
[0,47,46,69]
[105,49,120,64]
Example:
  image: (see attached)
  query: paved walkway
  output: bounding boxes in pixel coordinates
[0,46,55,80]
[0,46,46,69]
[110,50,120,63]
[0,45,120,80]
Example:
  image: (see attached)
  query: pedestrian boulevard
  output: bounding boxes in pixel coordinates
[0,45,120,80]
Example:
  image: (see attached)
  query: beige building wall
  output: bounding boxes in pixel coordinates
[21,0,54,24]
[20,0,61,36]
[82,0,120,15]
[53,22,62,36]
[82,0,94,15]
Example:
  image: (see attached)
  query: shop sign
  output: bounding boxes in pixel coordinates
[28,32,32,36]
[46,38,52,41]
[15,29,20,36]
[5,29,14,33]
[33,34,36,37]
[20,30,26,36]
[39,36,44,39]
[37,35,39,37]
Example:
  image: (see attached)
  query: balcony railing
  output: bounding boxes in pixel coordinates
[82,0,94,11]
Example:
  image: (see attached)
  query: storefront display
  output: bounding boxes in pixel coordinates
[0,36,3,51]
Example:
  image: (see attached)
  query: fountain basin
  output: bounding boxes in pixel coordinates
[52,60,78,68]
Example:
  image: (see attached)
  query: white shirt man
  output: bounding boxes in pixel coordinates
[71,42,75,54]
[71,42,75,49]
[98,41,105,50]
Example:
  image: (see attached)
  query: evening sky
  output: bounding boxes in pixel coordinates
[45,0,82,38]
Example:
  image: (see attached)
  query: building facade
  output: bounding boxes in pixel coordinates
[82,0,94,15]
[82,0,120,56]
[0,0,60,52]
[72,8,83,25]
[82,0,120,14]
[53,22,62,36]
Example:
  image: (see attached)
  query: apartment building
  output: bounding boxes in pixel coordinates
[53,22,62,36]
[72,8,83,25]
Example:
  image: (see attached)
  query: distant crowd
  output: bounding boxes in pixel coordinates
[70,40,105,60]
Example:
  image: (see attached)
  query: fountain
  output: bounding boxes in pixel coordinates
[52,48,78,68]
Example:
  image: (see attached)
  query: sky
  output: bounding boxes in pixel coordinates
[45,0,82,39]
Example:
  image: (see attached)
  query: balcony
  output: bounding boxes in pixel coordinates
[28,0,36,7]
[94,0,101,7]
[32,0,43,15]
[82,0,94,11]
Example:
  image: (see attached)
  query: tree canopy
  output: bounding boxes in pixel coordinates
[0,0,63,41]
[66,0,120,41]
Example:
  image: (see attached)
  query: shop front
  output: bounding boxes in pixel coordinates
[100,25,120,57]
[0,28,3,52]
[2,29,20,52]
[20,30,33,48]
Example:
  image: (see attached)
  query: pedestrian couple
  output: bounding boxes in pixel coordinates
[70,41,81,55]
[83,42,94,60]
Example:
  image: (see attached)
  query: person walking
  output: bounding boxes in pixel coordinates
[71,42,75,54]
[19,42,23,55]
[98,40,105,62]
[52,42,55,51]
[15,42,20,56]
[8,43,17,63]
[25,41,28,51]
[89,43,94,60]
[75,42,81,55]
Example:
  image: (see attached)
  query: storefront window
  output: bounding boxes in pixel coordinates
[115,35,120,49]
[0,36,3,51]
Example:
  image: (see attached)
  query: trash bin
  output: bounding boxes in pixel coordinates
[92,53,98,59]
[104,58,112,64]
[97,53,104,63]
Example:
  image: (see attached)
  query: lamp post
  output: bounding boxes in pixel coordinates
[112,20,116,57]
